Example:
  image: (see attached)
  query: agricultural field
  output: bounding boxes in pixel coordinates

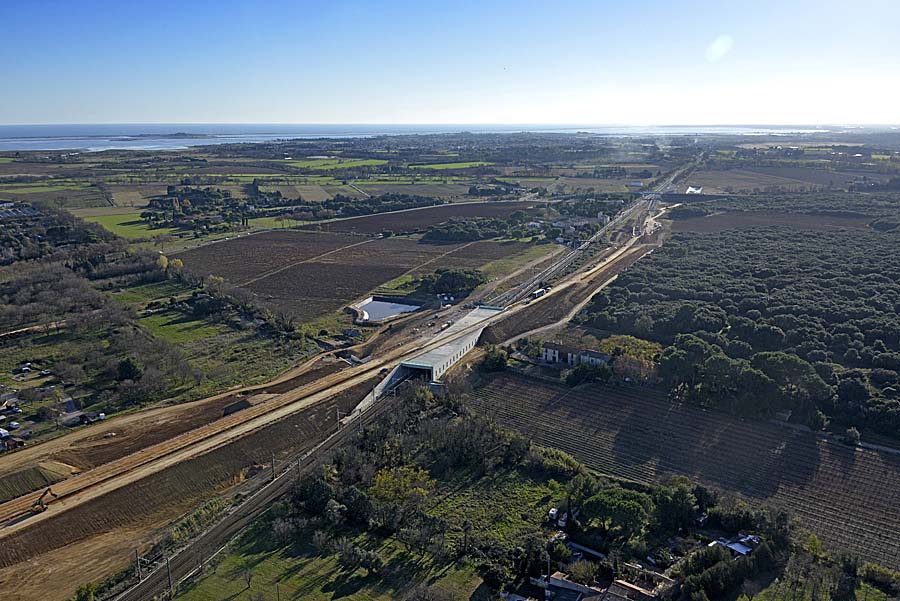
[411,160,494,169]
[305,200,543,234]
[71,208,180,239]
[469,373,900,570]
[259,183,332,202]
[284,158,388,170]
[239,237,531,323]
[108,184,167,206]
[178,222,551,325]
[687,167,868,193]
[0,181,107,208]
[176,230,364,284]
[0,378,377,601]
[668,211,871,232]
[353,182,470,198]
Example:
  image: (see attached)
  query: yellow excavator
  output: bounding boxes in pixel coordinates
[30,488,58,513]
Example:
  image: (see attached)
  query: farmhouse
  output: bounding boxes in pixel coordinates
[2,436,25,451]
[542,342,612,368]
[599,579,659,600]
[709,533,762,557]
[0,203,39,221]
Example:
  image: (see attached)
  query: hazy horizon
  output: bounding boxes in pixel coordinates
[3,0,898,125]
[0,122,868,151]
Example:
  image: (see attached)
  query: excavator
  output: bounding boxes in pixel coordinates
[30,488,58,513]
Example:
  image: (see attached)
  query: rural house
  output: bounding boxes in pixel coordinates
[709,533,762,557]
[542,342,612,367]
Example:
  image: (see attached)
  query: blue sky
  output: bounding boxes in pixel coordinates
[2,0,898,124]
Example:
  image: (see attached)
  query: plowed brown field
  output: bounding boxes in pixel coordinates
[303,200,541,234]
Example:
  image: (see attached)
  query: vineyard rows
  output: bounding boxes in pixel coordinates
[469,374,900,569]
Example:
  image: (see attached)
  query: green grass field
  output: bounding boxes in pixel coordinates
[0,183,91,194]
[177,468,554,601]
[178,532,484,601]
[375,273,419,294]
[79,211,180,239]
[248,215,308,229]
[286,158,388,170]
[428,468,559,547]
[411,161,493,170]
[478,242,557,279]
[139,312,230,344]
[0,158,15,164]
[111,280,194,308]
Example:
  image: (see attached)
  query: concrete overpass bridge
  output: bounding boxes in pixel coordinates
[351,307,503,415]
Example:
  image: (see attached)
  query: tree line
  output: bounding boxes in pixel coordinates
[579,225,900,439]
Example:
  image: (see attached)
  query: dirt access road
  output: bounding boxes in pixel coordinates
[0,191,678,601]
[0,353,333,479]
[0,210,660,535]
[483,204,668,345]
[0,283,553,533]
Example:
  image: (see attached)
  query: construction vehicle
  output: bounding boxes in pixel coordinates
[30,488,58,513]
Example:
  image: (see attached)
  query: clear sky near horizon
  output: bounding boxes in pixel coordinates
[2,0,898,125]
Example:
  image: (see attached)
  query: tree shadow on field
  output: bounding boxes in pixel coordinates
[608,386,821,501]
[317,551,420,599]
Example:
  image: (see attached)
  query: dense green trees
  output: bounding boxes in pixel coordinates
[322,193,443,218]
[481,345,509,372]
[580,224,900,437]
[583,487,654,542]
[422,268,487,294]
[422,217,512,241]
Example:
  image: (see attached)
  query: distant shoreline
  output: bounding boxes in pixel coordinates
[0,123,890,152]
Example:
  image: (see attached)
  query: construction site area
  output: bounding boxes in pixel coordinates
[0,182,671,600]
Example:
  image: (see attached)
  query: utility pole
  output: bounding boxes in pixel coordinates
[166,554,173,597]
[276,582,281,601]
[135,549,142,580]
[546,554,552,601]
[271,451,276,481]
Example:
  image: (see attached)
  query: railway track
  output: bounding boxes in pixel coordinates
[0,169,679,533]
[0,175,680,599]
[0,285,529,533]
[114,393,400,601]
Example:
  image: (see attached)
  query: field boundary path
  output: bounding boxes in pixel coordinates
[237,237,375,286]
